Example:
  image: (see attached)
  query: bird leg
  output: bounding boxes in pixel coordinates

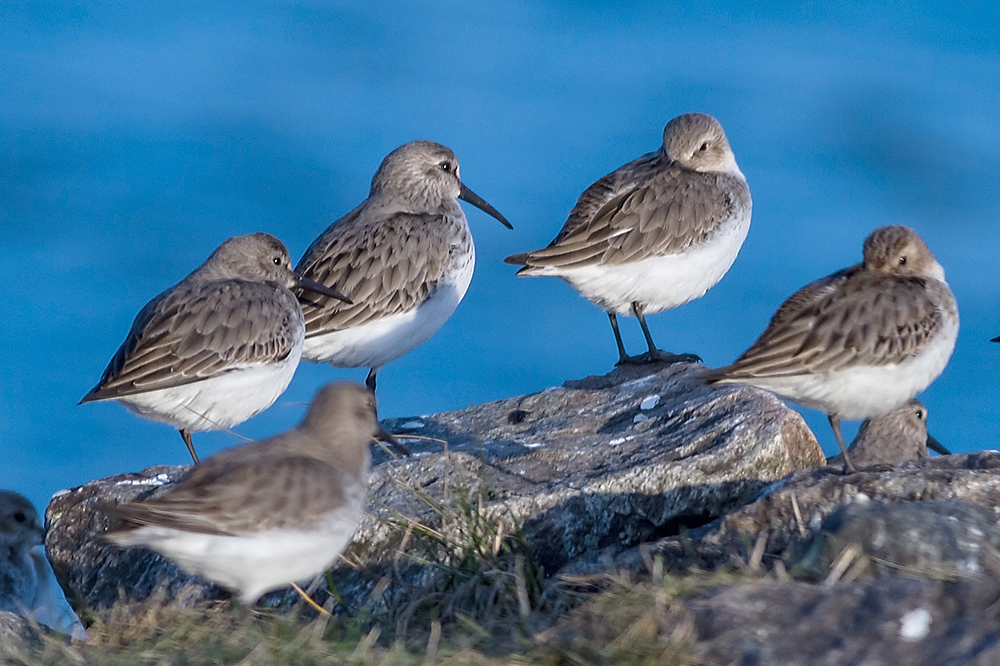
[290,582,333,616]
[829,415,857,474]
[180,430,200,464]
[608,313,632,366]
[365,368,379,392]
[627,302,701,365]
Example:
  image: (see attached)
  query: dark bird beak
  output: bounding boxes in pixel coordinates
[294,273,353,305]
[992,336,1000,343]
[926,432,950,456]
[375,424,412,456]
[458,183,513,229]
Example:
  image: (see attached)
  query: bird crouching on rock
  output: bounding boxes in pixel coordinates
[826,399,950,467]
[705,225,958,474]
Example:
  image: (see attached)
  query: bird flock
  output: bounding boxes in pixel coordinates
[3,112,975,622]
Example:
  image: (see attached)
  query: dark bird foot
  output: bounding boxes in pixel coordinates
[616,350,702,366]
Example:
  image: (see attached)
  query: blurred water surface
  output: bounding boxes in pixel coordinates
[3,1,999,511]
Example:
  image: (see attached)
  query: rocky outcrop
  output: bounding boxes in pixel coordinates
[559,453,1000,665]
[45,361,822,610]
[49,363,1000,664]
[597,452,1000,576]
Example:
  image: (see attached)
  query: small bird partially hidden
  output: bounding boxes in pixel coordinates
[81,233,351,463]
[0,491,88,639]
[0,491,44,615]
[826,399,950,467]
[105,382,408,605]
[704,225,958,474]
[296,140,512,392]
[505,112,751,366]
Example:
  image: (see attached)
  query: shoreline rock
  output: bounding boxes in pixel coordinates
[46,361,822,610]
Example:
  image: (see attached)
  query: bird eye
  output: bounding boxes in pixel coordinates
[699,142,709,152]
[440,161,452,172]
[13,512,25,523]
[915,409,924,419]
[272,256,282,266]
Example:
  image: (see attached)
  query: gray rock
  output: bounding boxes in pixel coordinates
[557,454,1000,664]
[688,577,1000,666]
[0,610,40,653]
[46,362,821,610]
[797,500,1000,582]
[600,452,1000,577]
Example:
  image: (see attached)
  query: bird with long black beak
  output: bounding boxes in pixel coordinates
[295,140,512,392]
[826,399,950,467]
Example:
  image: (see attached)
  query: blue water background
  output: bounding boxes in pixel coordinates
[3,1,1000,512]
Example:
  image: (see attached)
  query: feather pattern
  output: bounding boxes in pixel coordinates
[81,280,303,401]
[515,157,748,269]
[103,383,389,604]
[291,141,509,377]
[711,265,951,378]
[109,453,352,534]
[505,113,751,275]
[296,210,471,336]
[703,225,959,424]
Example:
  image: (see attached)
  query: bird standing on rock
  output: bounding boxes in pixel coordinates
[295,140,512,392]
[105,382,407,605]
[705,225,958,474]
[81,233,351,463]
[504,112,751,366]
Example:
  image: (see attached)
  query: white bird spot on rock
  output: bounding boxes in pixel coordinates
[899,608,931,641]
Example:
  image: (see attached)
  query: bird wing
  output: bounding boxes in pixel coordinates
[81,281,302,401]
[296,210,467,334]
[507,158,747,269]
[711,267,945,378]
[108,454,354,535]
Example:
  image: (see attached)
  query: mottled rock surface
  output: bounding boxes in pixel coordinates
[803,499,1000,581]
[0,610,40,652]
[688,577,1000,666]
[599,452,1000,576]
[556,453,1000,665]
[46,361,821,610]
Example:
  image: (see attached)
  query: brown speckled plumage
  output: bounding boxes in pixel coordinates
[82,234,307,401]
[706,226,956,379]
[505,113,750,270]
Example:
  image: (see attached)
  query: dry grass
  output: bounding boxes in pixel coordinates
[3,569,729,666]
